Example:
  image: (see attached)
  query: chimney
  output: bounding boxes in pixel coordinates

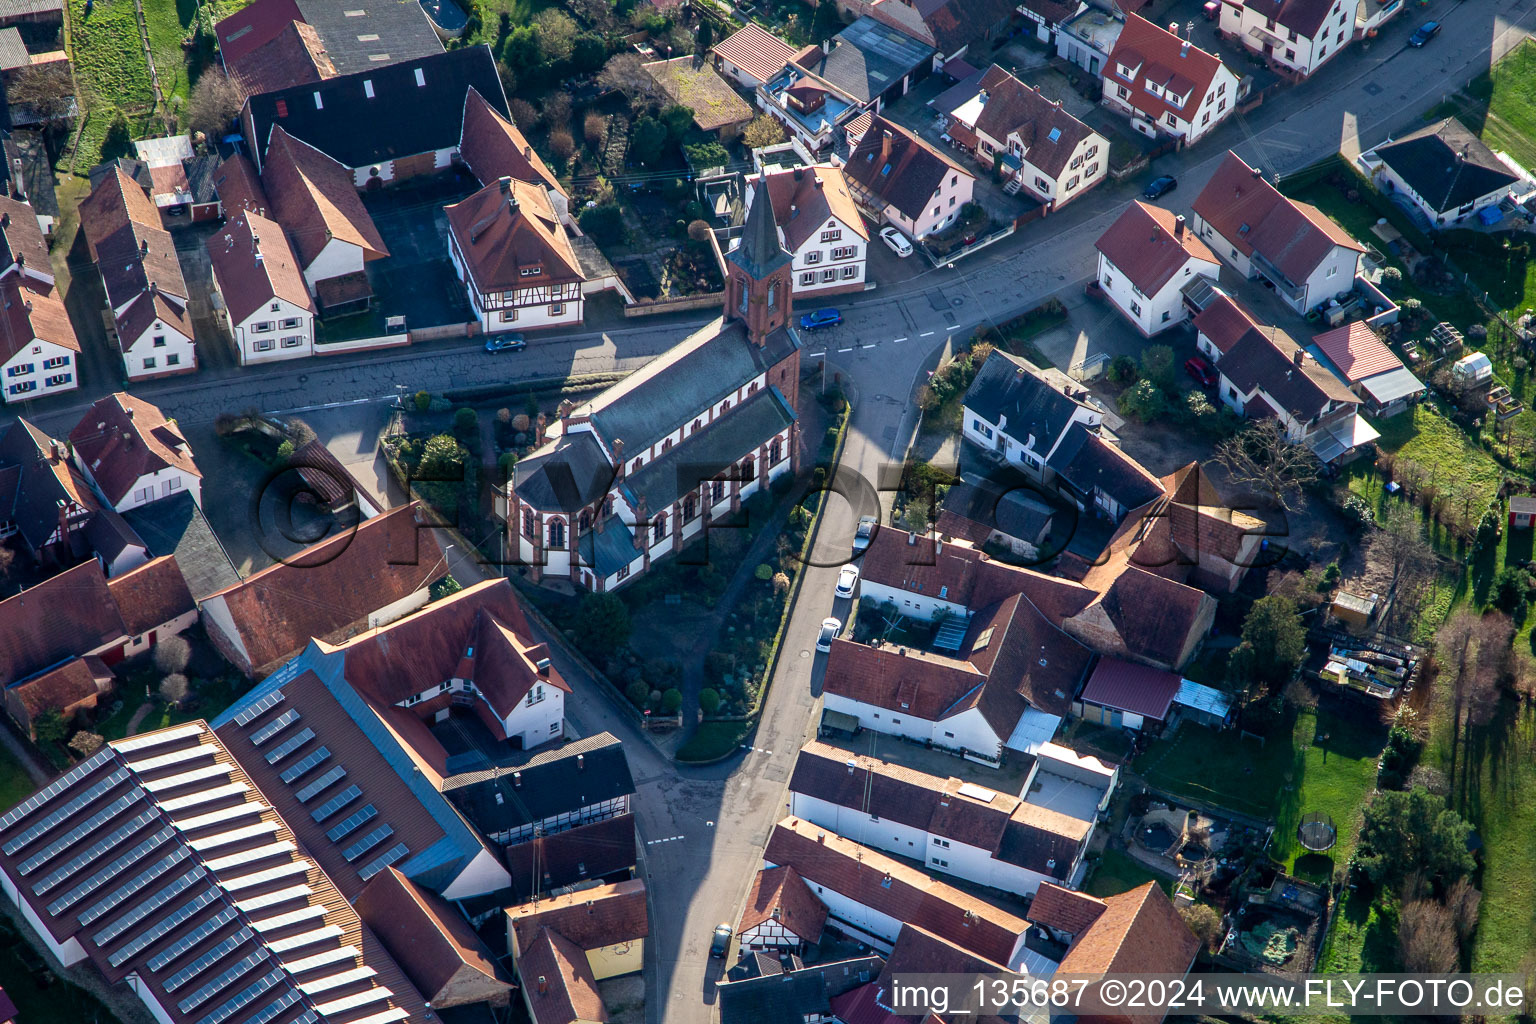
[13,253,22,269]
[907,530,916,545]
[612,439,625,480]
[897,646,907,656]
[0,212,8,228]
[633,496,648,551]
[846,759,856,773]
[1180,39,1190,57]
[577,753,585,771]
[1293,348,1306,368]
[140,237,149,256]
[499,175,513,201]
[537,977,548,995]
[1175,215,1186,237]
[587,901,595,914]
[512,771,523,788]
[1169,21,1179,34]
[252,231,260,254]
[816,832,825,843]
[1252,166,1263,179]
[49,440,61,460]
[557,399,575,424]
[979,89,989,103]
[524,145,532,160]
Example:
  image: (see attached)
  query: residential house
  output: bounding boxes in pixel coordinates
[0,0,62,38]
[936,478,1056,561]
[1094,201,1219,335]
[356,866,513,1010]
[758,18,934,152]
[1210,321,1378,463]
[0,270,76,402]
[643,56,755,138]
[1310,320,1424,417]
[0,192,49,279]
[1363,118,1521,228]
[1020,0,1087,46]
[458,86,570,225]
[945,64,1108,209]
[260,126,389,316]
[717,956,883,1024]
[786,739,1114,895]
[1191,283,1261,361]
[217,0,443,86]
[440,732,635,845]
[4,129,55,237]
[446,176,585,334]
[1074,655,1234,731]
[241,45,507,186]
[844,115,975,240]
[762,815,1033,963]
[744,164,868,297]
[1132,461,1268,594]
[120,490,240,600]
[507,878,649,981]
[199,502,445,677]
[126,136,221,225]
[712,23,799,89]
[737,865,828,951]
[1190,151,1364,312]
[854,0,1017,68]
[1046,422,1166,522]
[829,926,1022,1024]
[1102,15,1240,146]
[501,179,800,592]
[0,556,195,735]
[1219,0,1399,78]
[1057,3,1124,76]
[206,209,316,362]
[503,812,638,902]
[961,349,1105,480]
[0,418,97,560]
[0,722,434,1024]
[77,165,196,381]
[68,393,202,512]
[1028,881,1201,1024]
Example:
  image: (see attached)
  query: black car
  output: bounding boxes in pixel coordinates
[1143,175,1178,200]
[1408,21,1440,46]
[485,333,527,353]
[709,923,733,958]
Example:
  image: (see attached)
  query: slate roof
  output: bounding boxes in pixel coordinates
[1375,118,1521,216]
[206,209,314,325]
[738,866,827,943]
[717,956,883,1024]
[1192,151,1362,283]
[1095,200,1216,295]
[512,430,614,516]
[963,348,1090,451]
[845,115,971,222]
[712,23,799,84]
[68,393,201,508]
[445,176,581,293]
[441,732,634,836]
[794,17,934,104]
[200,503,444,675]
[457,86,564,197]
[1218,325,1358,421]
[964,64,1097,177]
[939,480,1054,546]
[1046,423,1164,511]
[730,176,793,280]
[355,866,511,1003]
[624,386,794,511]
[217,0,442,76]
[507,878,649,953]
[642,57,754,132]
[755,164,868,252]
[764,817,1028,964]
[1078,656,1183,720]
[246,45,505,171]
[503,812,637,902]
[1106,15,1228,126]
[261,126,389,270]
[121,491,240,600]
[0,418,98,554]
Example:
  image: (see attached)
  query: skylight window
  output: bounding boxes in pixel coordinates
[1048,127,1062,143]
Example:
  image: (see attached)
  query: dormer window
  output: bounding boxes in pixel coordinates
[520,266,542,276]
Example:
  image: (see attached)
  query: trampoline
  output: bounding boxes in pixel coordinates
[1297,812,1337,852]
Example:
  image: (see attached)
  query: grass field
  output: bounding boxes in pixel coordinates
[0,746,34,813]
[67,0,154,161]
[675,720,753,763]
[1084,849,1170,898]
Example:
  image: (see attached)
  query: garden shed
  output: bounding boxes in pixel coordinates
[1510,495,1536,529]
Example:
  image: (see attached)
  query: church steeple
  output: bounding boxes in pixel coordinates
[725,178,794,346]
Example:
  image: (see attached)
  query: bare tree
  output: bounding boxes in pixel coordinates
[1372,501,1437,631]
[1398,898,1459,973]
[1438,609,1513,791]
[153,635,192,675]
[159,674,190,706]
[1213,419,1319,512]
[187,72,244,144]
[7,64,75,125]
[1444,878,1482,944]
[598,54,654,101]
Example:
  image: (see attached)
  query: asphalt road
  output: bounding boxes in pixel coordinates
[3,3,1532,1019]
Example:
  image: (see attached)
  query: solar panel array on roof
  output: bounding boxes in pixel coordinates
[234,884,311,914]
[279,747,331,784]
[231,690,284,727]
[249,709,301,746]
[144,907,239,970]
[358,843,409,880]
[34,810,160,893]
[94,867,207,946]
[342,825,393,862]
[164,932,252,992]
[79,848,191,925]
[264,728,315,764]
[144,764,234,794]
[177,951,268,1013]
[325,804,377,841]
[19,792,144,874]
[0,750,114,832]
[114,722,204,753]
[3,767,129,855]
[49,829,176,914]
[310,785,361,823]
[295,765,346,803]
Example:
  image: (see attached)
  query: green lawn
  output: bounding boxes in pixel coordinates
[0,745,34,813]
[142,0,206,105]
[1137,720,1294,819]
[67,0,154,161]
[675,720,753,763]
[1317,887,1399,974]
[1083,848,1170,898]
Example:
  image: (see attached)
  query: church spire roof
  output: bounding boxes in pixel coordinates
[729,178,792,280]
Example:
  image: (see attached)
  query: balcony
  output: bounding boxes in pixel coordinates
[1249,250,1306,303]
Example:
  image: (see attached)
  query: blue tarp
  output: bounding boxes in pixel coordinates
[1479,204,1505,225]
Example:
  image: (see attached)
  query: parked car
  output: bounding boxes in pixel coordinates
[835,564,860,598]
[816,617,842,652]
[852,514,877,552]
[1185,355,1219,387]
[709,924,733,958]
[1408,21,1440,46]
[1143,175,1178,200]
[485,334,527,353]
[880,226,913,257]
[799,308,843,330]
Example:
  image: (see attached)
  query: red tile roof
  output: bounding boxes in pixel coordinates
[738,866,827,943]
[508,878,650,953]
[713,23,799,83]
[105,555,194,636]
[964,64,1098,178]
[6,654,112,722]
[1192,151,1362,283]
[1191,287,1261,355]
[205,208,315,325]
[210,153,270,217]
[1026,882,1107,935]
[262,126,389,269]
[1311,320,1402,383]
[845,115,972,223]
[0,274,75,361]
[69,392,201,507]
[1106,15,1228,126]
[1095,200,1216,296]
[1078,656,1182,721]
[764,817,1028,964]
[520,927,610,1024]
[755,164,868,252]
[446,176,581,293]
[214,0,303,65]
[0,194,50,274]
[226,19,336,96]
[355,866,512,1003]
[458,86,565,198]
[504,813,638,902]
[1058,883,1199,1024]
[0,560,124,687]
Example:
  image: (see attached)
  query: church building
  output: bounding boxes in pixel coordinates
[502,180,803,591]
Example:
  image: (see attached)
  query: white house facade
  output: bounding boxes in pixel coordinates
[2,339,76,403]
[229,296,314,363]
[1102,16,1239,146]
[1094,204,1220,336]
[120,305,196,382]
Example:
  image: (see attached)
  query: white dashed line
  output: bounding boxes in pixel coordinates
[739,745,773,755]
[645,835,686,845]
[861,343,877,349]
[893,337,907,342]
[837,346,854,353]
[920,331,935,337]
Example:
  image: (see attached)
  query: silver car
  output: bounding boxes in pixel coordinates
[853,515,877,552]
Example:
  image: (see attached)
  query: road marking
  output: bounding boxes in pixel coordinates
[893,337,907,342]
[837,346,854,353]
[645,835,685,845]
[861,343,877,349]
[739,745,773,755]
[920,330,935,337]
